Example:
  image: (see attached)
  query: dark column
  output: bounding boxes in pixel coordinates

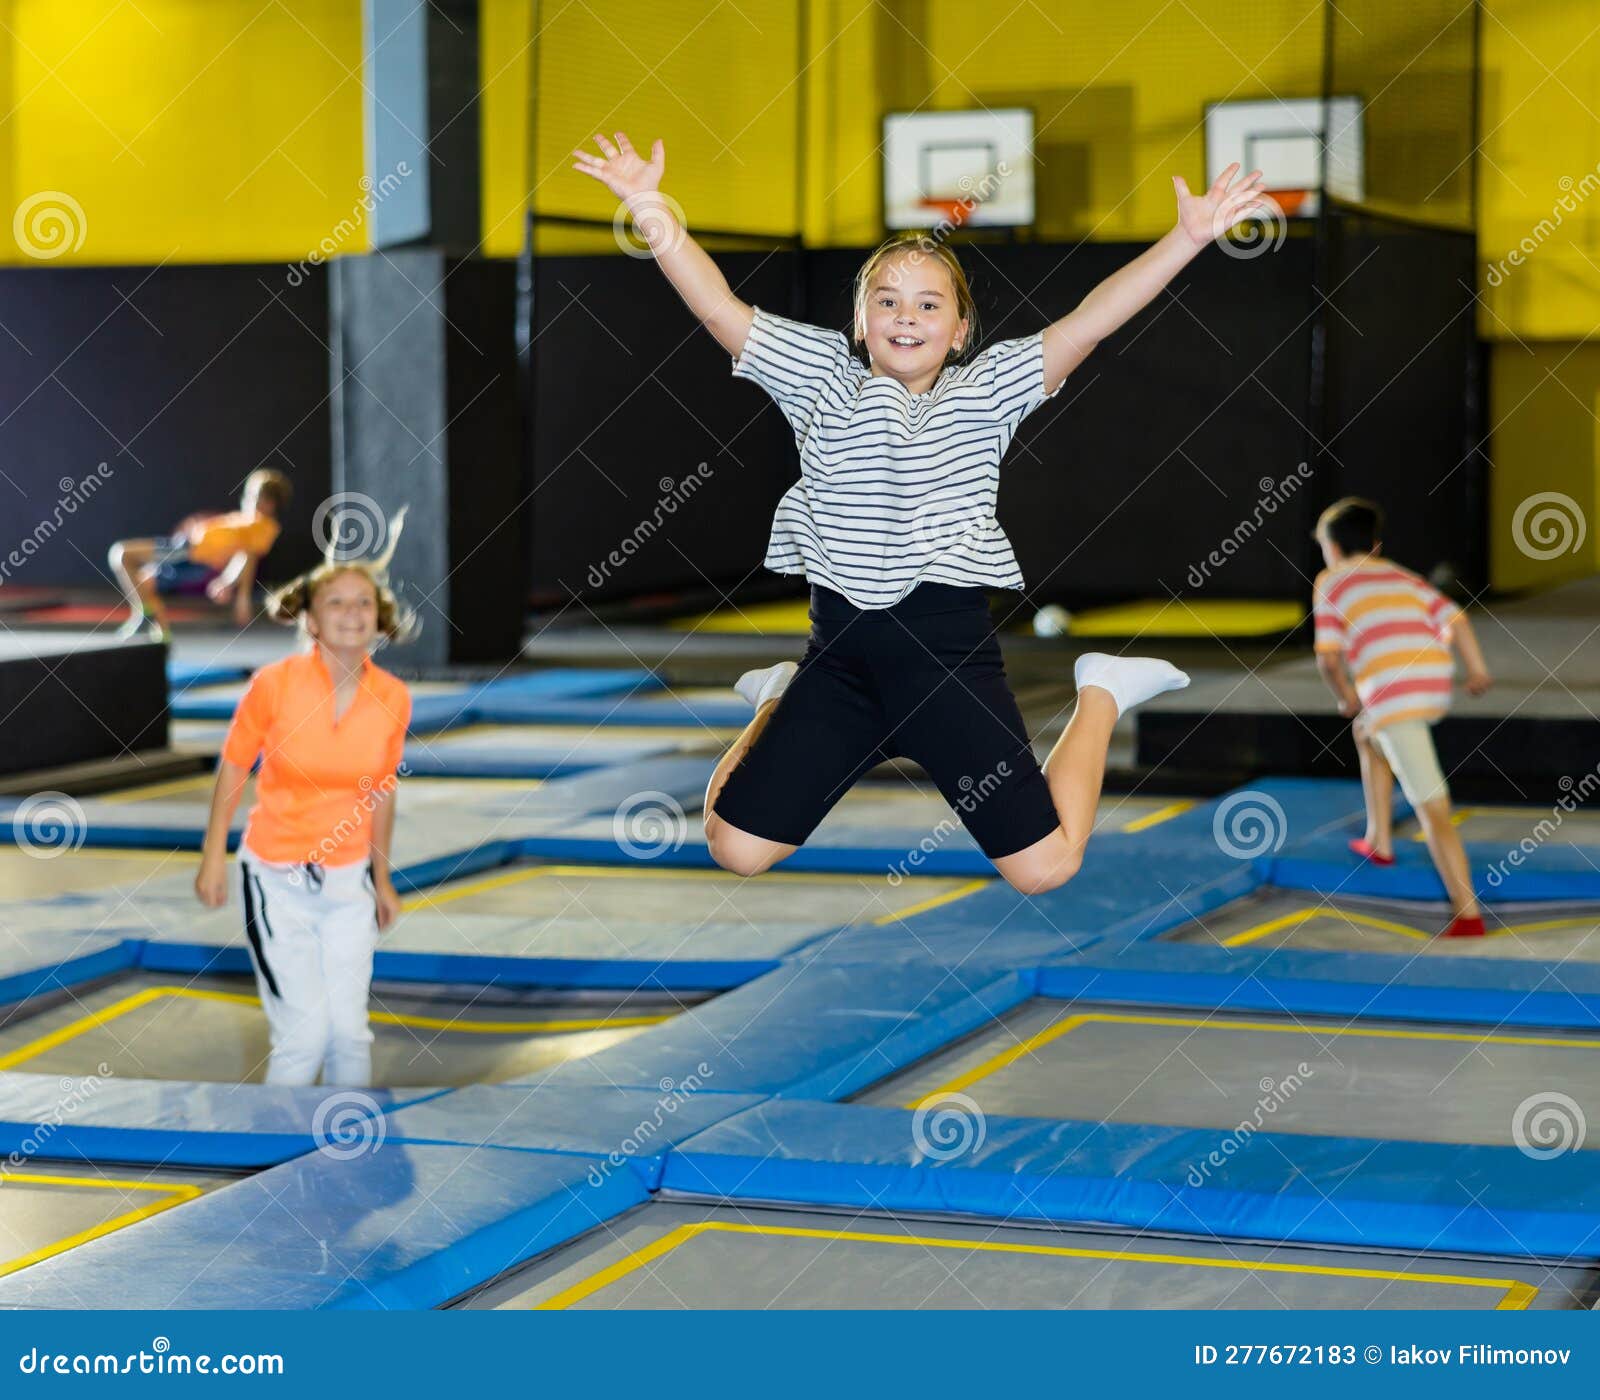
[329,0,523,666]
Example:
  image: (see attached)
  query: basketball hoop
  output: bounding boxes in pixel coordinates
[917,195,979,228]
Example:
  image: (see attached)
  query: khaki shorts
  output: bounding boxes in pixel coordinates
[1365,717,1450,808]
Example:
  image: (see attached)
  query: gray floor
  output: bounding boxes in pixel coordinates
[853,999,1600,1148]
[0,1160,236,1282]
[1163,887,1600,961]
[0,973,689,1087]
[460,1202,1596,1310]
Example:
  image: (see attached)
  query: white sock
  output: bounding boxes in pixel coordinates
[734,660,797,710]
[1073,652,1189,718]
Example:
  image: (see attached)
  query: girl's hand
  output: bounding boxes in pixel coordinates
[194,855,229,908]
[1173,162,1270,249]
[374,878,403,932]
[572,131,665,203]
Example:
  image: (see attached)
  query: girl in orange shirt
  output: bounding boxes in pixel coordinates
[195,556,414,1087]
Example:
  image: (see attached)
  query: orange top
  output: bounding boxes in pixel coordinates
[220,649,411,867]
[187,511,281,568]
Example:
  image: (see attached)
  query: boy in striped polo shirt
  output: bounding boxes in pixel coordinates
[1312,498,1493,936]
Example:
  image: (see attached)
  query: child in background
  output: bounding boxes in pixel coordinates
[1312,497,1494,936]
[109,467,291,639]
[194,543,413,1087]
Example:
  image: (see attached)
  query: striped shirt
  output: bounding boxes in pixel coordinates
[731,305,1062,609]
[1313,557,1462,730]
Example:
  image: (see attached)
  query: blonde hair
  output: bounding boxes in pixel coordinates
[244,468,292,515]
[851,232,980,364]
[266,561,417,644]
[266,501,417,645]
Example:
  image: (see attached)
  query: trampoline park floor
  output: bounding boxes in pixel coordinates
[457,1202,1597,1310]
[852,998,1600,1148]
[0,1159,238,1283]
[1162,887,1600,960]
[0,973,699,1087]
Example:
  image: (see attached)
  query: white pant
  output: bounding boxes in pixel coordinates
[238,843,379,1087]
[1372,718,1450,809]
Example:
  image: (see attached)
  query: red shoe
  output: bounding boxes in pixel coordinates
[1442,915,1486,938]
[1348,837,1395,866]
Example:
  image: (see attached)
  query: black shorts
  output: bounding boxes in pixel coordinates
[713,582,1061,860]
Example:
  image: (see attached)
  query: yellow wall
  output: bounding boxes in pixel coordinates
[2,1,364,265]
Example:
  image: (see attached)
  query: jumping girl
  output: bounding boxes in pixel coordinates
[575,132,1268,894]
[195,535,414,1086]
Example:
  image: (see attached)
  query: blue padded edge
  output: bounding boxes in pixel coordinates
[661,1100,1600,1261]
[1269,837,1600,902]
[1035,943,1600,1029]
[0,1074,449,1169]
[470,695,751,728]
[397,748,605,780]
[507,832,1001,877]
[517,961,1035,1099]
[166,661,249,690]
[0,1143,650,1310]
[0,933,136,1007]
[380,1083,769,1188]
[473,668,664,701]
[133,938,781,993]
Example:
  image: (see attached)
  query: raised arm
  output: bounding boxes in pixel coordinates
[573,131,754,359]
[1039,163,1269,394]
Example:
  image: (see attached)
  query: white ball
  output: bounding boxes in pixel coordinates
[1032,604,1072,638]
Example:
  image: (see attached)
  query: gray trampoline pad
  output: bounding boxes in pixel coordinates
[0,973,690,1087]
[1163,887,1600,962]
[0,1160,234,1280]
[1398,806,1600,849]
[0,848,200,901]
[409,863,976,930]
[459,1203,1595,1310]
[854,998,1600,1148]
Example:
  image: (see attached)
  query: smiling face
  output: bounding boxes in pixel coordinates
[856,251,970,392]
[305,569,380,654]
